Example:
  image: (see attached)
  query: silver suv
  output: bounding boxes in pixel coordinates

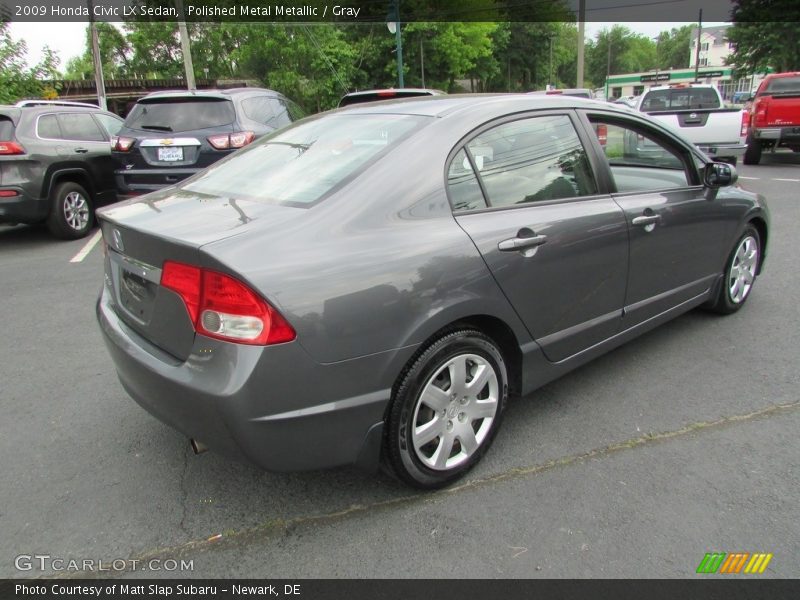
[0,103,123,239]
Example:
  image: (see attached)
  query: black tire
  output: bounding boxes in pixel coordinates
[706,224,761,314]
[743,139,762,165]
[384,329,508,489]
[46,181,94,240]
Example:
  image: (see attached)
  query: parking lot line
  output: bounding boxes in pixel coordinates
[738,176,760,180]
[69,230,102,263]
[774,178,800,182]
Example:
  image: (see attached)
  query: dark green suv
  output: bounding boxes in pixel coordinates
[0,102,124,239]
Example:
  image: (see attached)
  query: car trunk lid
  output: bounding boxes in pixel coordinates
[98,188,304,360]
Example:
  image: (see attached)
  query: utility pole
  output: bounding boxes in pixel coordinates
[175,0,196,90]
[694,8,703,82]
[654,35,660,83]
[87,0,107,110]
[606,35,611,100]
[387,0,404,88]
[577,0,585,88]
[420,35,425,88]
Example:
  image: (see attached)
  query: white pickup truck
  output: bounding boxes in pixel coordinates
[635,84,748,164]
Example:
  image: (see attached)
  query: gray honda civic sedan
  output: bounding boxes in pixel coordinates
[96,95,769,489]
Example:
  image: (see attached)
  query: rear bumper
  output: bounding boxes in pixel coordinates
[0,188,48,224]
[697,143,747,159]
[752,126,800,145]
[96,286,404,472]
[115,168,202,195]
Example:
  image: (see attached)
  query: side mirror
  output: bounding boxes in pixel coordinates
[704,162,737,189]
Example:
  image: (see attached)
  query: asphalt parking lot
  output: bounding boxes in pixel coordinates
[1,153,798,579]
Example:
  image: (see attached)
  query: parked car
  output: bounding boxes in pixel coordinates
[636,84,748,165]
[338,88,445,107]
[611,95,639,109]
[743,72,800,164]
[96,94,769,489]
[528,88,594,99]
[0,103,123,239]
[112,88,304,197]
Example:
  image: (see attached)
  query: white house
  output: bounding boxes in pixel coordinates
[689,25,734,68]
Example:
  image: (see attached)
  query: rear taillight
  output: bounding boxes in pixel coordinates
[740,110,749,137]
[753,98,768,127]
[112,136,135,152]
[596,124,607,146]
[207,131,255,150]
[0,141,25,155]
[161,261,295,346]
[0,190,20,197]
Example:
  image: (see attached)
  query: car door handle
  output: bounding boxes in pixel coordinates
[632,215,660,226]
[498,233,548,252]
[74,148,89,154]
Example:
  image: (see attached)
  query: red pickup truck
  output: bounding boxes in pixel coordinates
[744,72,800,164]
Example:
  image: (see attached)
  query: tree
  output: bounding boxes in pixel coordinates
[585,26,657,86]
[0,23,61,104]
[726,0,800,75]
[654,25,692,70]
[64,23,132,80]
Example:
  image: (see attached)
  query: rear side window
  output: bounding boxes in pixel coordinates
[641,88,719,111]
[0,116,16,139]
[764,76,800,94]
[125,98,235,132]
[37,114,61,138]
[447,149,486,211]
[57,113,106,141]
[183,114,429,207]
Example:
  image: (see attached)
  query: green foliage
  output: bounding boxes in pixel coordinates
[727,0,800,75]
[0,23,61,104]
[655,25,693,70]
[585,26,658,86]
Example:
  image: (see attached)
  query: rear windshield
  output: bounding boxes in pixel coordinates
[641,88,720,111]
[0,116,14,139]
[124,98,235,132]
[763,76,800,95]
[339,91,432,107]
[182,113,430,207]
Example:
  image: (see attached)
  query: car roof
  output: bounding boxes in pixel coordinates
[138,87,282,102]
[335,93,621,119]
[0,104,117,125]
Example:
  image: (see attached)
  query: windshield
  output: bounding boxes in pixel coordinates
[641,88,720,111]
[182,113,430,207]
[764,76,800,95]
[125,98,235,132]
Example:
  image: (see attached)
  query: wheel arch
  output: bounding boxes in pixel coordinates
[748,216,768,274]
[46,168,95,202]
[387,313,525,422]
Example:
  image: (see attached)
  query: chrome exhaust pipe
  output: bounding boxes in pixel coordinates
[190,439,208,455]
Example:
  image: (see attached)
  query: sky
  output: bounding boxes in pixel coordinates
[9,21,727,71]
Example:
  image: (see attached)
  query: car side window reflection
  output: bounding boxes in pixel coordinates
[590,118,692,192]
[447,149,487,212]
[463,115,597,209]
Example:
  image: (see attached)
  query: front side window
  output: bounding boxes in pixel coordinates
[589,117,693,192]
[57,113,106,141]
[459,114,597,209]
[94,113,123,137]
[183,113,429,207]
